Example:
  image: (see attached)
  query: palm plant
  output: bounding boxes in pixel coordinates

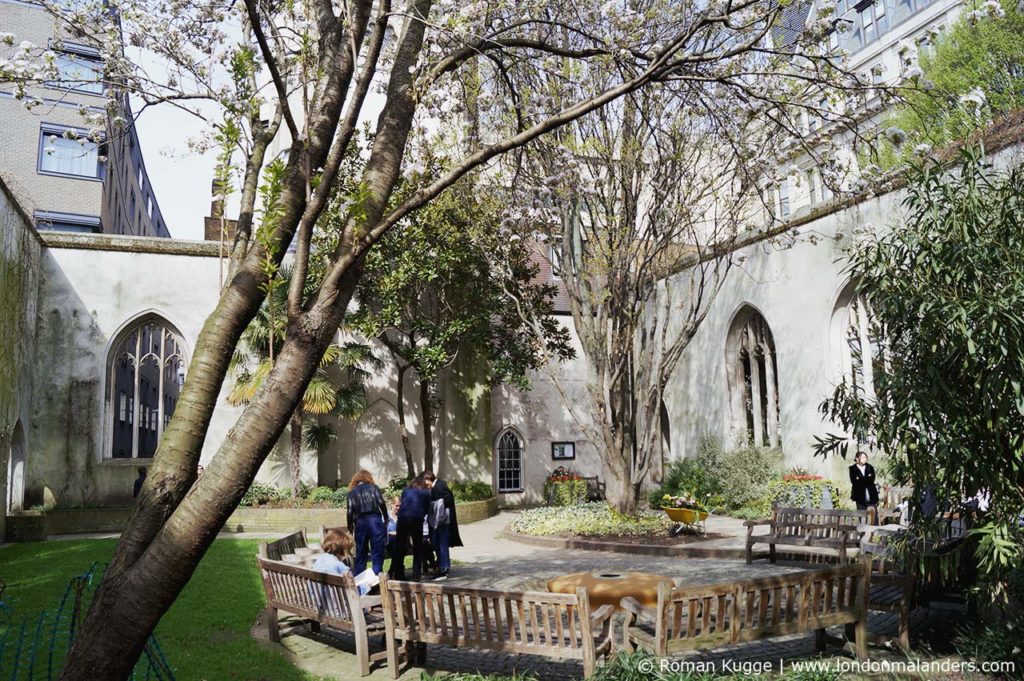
[228,269,379,497]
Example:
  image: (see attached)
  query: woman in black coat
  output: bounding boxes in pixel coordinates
[423,471,462,580]
[848,451,879,512]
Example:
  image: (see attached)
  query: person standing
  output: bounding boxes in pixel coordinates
[132,466,147,498]
[391,476,431,580]
[849,451,879,514]
[346,470,388,576]
[423,471,463,581]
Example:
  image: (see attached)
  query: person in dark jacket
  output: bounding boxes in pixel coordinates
[423,471,463,581]
[346,470,388,576]
[132,466,147,498]
[848,451,879,512]
[391,475,431,580]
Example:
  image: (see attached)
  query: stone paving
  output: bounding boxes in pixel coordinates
[252,512,958,681]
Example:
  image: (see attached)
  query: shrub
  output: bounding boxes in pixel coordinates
[767,476,842,509]
[382,475,411,497]
[648,435,725,509]
[715,439,782,510]
[543,466,587,506]
[306,485,349,507]
[509,502,670,537]
[955,614,1024,678]
[239,481,286,507]
[449,480,493,502]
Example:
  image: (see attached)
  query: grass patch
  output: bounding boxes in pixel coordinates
[0,538,326,680]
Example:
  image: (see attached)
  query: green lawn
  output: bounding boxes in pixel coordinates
[1,538,326,681]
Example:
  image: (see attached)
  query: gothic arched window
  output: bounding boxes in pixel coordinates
[108,316,187,459]
[842,295,885,401]
[496,429,524,492]
[726,308,781,447]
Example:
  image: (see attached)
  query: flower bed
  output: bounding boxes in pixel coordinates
[509,502,671,537]
[543,466,587,506]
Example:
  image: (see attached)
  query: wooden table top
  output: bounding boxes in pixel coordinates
[546,571,674,609]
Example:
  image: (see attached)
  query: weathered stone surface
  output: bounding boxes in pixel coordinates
[0,177,41,540]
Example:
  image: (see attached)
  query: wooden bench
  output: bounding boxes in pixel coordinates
[745,507,872,565]
[858,525,915,651]
[260,529,311,561]
[581,476,606,502]
[378,574,616,678]
[622,558,870,660]
[258,557,387,676]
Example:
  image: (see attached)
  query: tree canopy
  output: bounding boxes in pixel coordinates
[350,164,573,474]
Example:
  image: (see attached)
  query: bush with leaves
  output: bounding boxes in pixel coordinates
[239,482,286,507]
[306,486,349,507]
[766,475,842,510]
[449,481,494,502]
[816,148,1024,604]
[648,435,725,509]
[716,439,783,511]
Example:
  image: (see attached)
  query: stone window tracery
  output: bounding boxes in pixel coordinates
[108,318,186,459]
[496,429,524,492]
[727,309,781,447]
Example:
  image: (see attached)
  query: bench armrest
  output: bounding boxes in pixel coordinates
[590,604,616,627]
[744,519,772,528]
[619,596,649,620]
[589,604,616,637]
[359,595,382,609]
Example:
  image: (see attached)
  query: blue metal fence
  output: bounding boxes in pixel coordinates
[0,564,174,680]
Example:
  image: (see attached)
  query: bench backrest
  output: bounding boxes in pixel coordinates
[771,507,871,540]
[379,575,595,659]
[652,559,869,655]
[258,557,364,632]
[259,529,308,561]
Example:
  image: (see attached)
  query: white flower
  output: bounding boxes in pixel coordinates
[0,32,15,46]
[18,40,35,52]
[959,87,987,109]
[902,66,922,80]
[913,143,932,157]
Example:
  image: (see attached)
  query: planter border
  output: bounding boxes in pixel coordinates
[500,528,844,564]
[4,497,499,541]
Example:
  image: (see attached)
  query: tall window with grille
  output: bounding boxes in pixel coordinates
[843,296,886,401]
[108,317,186,458]
[727,309,781,447]
[496,430,523,492]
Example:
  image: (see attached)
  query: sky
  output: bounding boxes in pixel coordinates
[134,97,219,241]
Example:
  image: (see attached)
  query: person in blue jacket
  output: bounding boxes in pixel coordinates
[390,475,431,580]
[346,469,388,576]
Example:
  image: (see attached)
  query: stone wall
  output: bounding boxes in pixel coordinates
[23,231,495,508]
[0,177,41,541]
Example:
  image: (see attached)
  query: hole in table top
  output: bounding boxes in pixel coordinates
[596,573,624,579]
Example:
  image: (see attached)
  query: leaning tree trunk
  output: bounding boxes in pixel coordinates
[290,407,304,498]
[58,271,364,681]
[419,376,435,474]
[396,363,416,478]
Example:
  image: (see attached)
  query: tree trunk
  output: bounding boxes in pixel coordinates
[420,377,434,474]
[58,268,365,681]
[290,407,304,498]
[396,363,415,478]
